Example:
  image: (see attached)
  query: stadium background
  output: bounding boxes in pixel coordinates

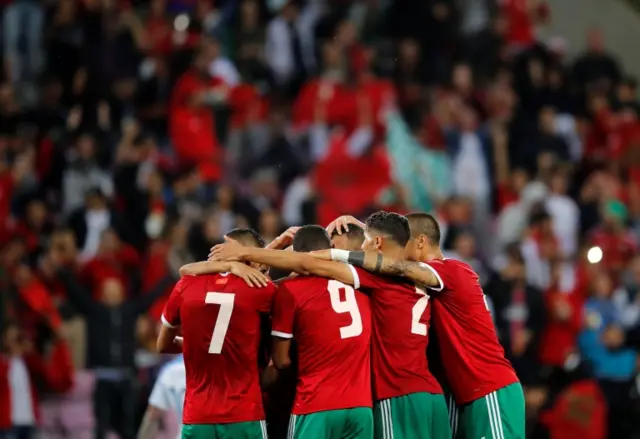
[0,0,639,438]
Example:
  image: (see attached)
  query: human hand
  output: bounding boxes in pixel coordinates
[325,215,366,236]
[229,262,270,287]
[266,227,300,250]
[209,236,247,262]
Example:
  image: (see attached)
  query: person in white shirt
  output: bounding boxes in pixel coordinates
[136,356,185,439]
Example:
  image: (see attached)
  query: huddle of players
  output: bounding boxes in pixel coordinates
[157,211,526,439]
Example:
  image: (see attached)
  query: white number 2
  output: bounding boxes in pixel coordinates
[328,280,363,339]
[411,287,430,336]
[205,292,235,354]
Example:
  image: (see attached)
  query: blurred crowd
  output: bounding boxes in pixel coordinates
[1,0,639,438]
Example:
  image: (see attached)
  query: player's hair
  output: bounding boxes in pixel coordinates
[406,212,441,246]
[293,225,331,252]
[330,223,365,245]
[365,211,410,247]
[226,228,265,248]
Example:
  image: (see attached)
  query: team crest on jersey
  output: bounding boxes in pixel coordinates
[216,278,228,285]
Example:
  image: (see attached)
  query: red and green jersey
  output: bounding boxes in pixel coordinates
[352,267,443,400]
[162,273,276,424]
[271,273,372,415]
[422,259,519,404]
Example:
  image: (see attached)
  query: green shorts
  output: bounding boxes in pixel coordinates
[374,392,451,439]
[448,383,525,439]
[288,407,373,439]
[182,420,268,439]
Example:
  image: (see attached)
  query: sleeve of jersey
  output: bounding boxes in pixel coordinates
[350,265,381,290]
[419,261,446,292]
[148,370,171,411]
[271,285,295,339]
[162,278,186,328]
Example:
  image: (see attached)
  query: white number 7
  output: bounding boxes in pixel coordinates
[205,292,235,354]
[411,287,430,336]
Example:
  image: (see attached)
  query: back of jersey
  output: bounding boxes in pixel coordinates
[426,259,518,404]
[163,274,276,425]
[272,275,372,415]
[352,267,442,400]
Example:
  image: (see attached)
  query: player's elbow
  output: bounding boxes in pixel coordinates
[272,354,291,371]
[156,331,177,353]
[156,337,170,353]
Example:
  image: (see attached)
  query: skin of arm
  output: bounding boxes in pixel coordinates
[157,324,182,354]
[136,406,164,439]
[271,338,292,371]
[321,249,441,288]
[237,247,355,286]
[261,359,280,389]
[179,261,237,277]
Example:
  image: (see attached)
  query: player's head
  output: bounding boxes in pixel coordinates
[362,211,410,254]
[226,228,265,248]
[330,224,365,250]
[292,225,331,252]
[226,228,267,272]
[404,212,441,261]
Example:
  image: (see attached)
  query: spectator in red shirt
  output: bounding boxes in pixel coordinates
[169,38,227,182]
[589,199,638,280]
[0,320,74,439]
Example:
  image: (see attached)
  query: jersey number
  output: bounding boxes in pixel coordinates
[411,287,430,336]
[328,280,363,339]
[205,292,235,354]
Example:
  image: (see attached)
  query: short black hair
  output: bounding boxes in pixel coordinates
[365,211,410,247]
[293,225,331,252]
[330,223,365,242]
[406,212,441,245]
[226,228,265,248]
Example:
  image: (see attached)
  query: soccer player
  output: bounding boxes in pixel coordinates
[211,213,451,439]
[157,228,276,439]
[137,355,186,439]
[273,225,374,439]
[326,212,525,439]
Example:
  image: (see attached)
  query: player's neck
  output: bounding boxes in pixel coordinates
[381,247,405,260]
[421,247,444,262]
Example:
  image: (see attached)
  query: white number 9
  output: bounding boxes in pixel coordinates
[328,280,363,339]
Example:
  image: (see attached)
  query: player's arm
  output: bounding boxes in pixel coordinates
[179,261,269,287]
[323,249,443,290]
[179,260,235,276]
[272,338,291,370]
[211,238,357,287]
[245,248,358,286]
[136,406,164,439]
[270,284,296,371]
[157,279,185,353]
[261,358,280,388]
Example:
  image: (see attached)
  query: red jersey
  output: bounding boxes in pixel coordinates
[352,267,442,400]
[271,275,372,415]
[162,273,277,424]
[424,259,519,404]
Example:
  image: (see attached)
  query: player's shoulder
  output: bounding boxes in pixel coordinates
[281,275,326,289]
[280,275,328,297]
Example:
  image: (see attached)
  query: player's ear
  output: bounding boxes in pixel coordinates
[374,236,383,250]
[418,234,427,249]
